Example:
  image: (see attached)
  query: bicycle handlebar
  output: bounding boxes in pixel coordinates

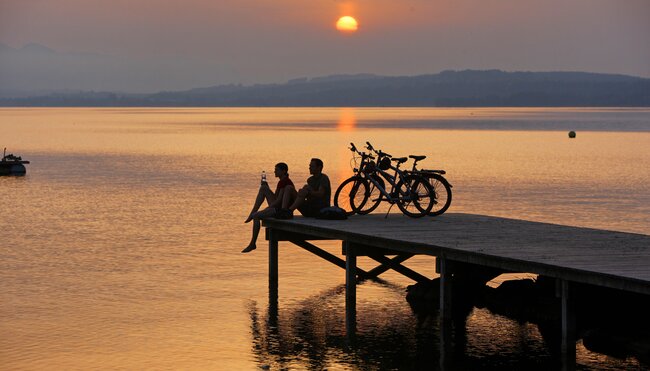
[349,142,374,159]
[365,141,393,159]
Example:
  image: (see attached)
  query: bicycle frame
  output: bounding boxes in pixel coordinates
[348,143,416,204]
[361,155,416,204]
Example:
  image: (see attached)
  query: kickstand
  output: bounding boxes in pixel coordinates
[384,203,395,219]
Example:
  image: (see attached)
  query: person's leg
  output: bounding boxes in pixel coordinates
[242,207,277,253]
[245,184,275,223]
[288,187,309,212]
[297,199,324,217]
[281,185,297,209]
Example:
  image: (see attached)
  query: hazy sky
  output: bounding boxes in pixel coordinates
[1,0,649,92]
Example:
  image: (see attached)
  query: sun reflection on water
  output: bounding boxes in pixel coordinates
[336,107,357,132]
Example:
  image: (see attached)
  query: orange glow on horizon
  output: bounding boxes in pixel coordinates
[336,16,358,32]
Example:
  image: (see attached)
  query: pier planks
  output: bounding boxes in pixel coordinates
[264,213,650,295]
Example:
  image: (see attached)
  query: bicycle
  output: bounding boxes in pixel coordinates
[365,141,453,216]
[334,143,434,218]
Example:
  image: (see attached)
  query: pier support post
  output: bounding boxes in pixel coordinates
[438,256,454,368]
[560,279,576,371]
[345,241,357,338]
[438,256,453,322]
[269,229,278,291]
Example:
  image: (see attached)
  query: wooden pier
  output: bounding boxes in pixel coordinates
[262,213,650,369]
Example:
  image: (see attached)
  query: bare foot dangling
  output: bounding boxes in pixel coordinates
[241,244,256,253]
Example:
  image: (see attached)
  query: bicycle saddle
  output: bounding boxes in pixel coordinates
[409,155,426,161]
[391,157,408,163]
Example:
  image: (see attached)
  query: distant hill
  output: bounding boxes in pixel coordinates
[1,70,649,107]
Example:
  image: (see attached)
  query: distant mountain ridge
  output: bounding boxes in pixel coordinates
[1,70,649,107]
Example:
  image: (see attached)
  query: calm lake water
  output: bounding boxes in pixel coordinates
[1,108,649,370]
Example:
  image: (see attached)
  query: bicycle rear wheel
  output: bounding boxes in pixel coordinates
[357,174,384,215]
[334,176,369,216]
[425,173,452,216]
[396,175,434,218]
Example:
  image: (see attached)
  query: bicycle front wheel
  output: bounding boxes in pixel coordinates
[425,173,452,216]
[357,174,384,215]
[396,175,434,218]
[334,176,369,216]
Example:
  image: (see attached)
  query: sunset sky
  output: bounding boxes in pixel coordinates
[1,0,649,92]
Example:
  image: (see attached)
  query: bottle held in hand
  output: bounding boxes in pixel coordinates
[261,171,267,185]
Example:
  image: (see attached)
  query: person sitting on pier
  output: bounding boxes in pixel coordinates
[279,158,331,219]
[242,162,295,253]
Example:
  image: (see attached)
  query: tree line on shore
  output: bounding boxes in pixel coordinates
[2,70,648,107]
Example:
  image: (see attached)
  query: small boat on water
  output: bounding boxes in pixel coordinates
[1,148,30,176]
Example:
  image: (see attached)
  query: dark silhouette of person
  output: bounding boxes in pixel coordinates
[282,158,331,219]
[242,162,295,253]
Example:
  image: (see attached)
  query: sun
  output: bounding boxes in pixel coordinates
[336,16,358,32]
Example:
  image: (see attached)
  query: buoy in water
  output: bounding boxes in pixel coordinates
[568,131,576,138]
